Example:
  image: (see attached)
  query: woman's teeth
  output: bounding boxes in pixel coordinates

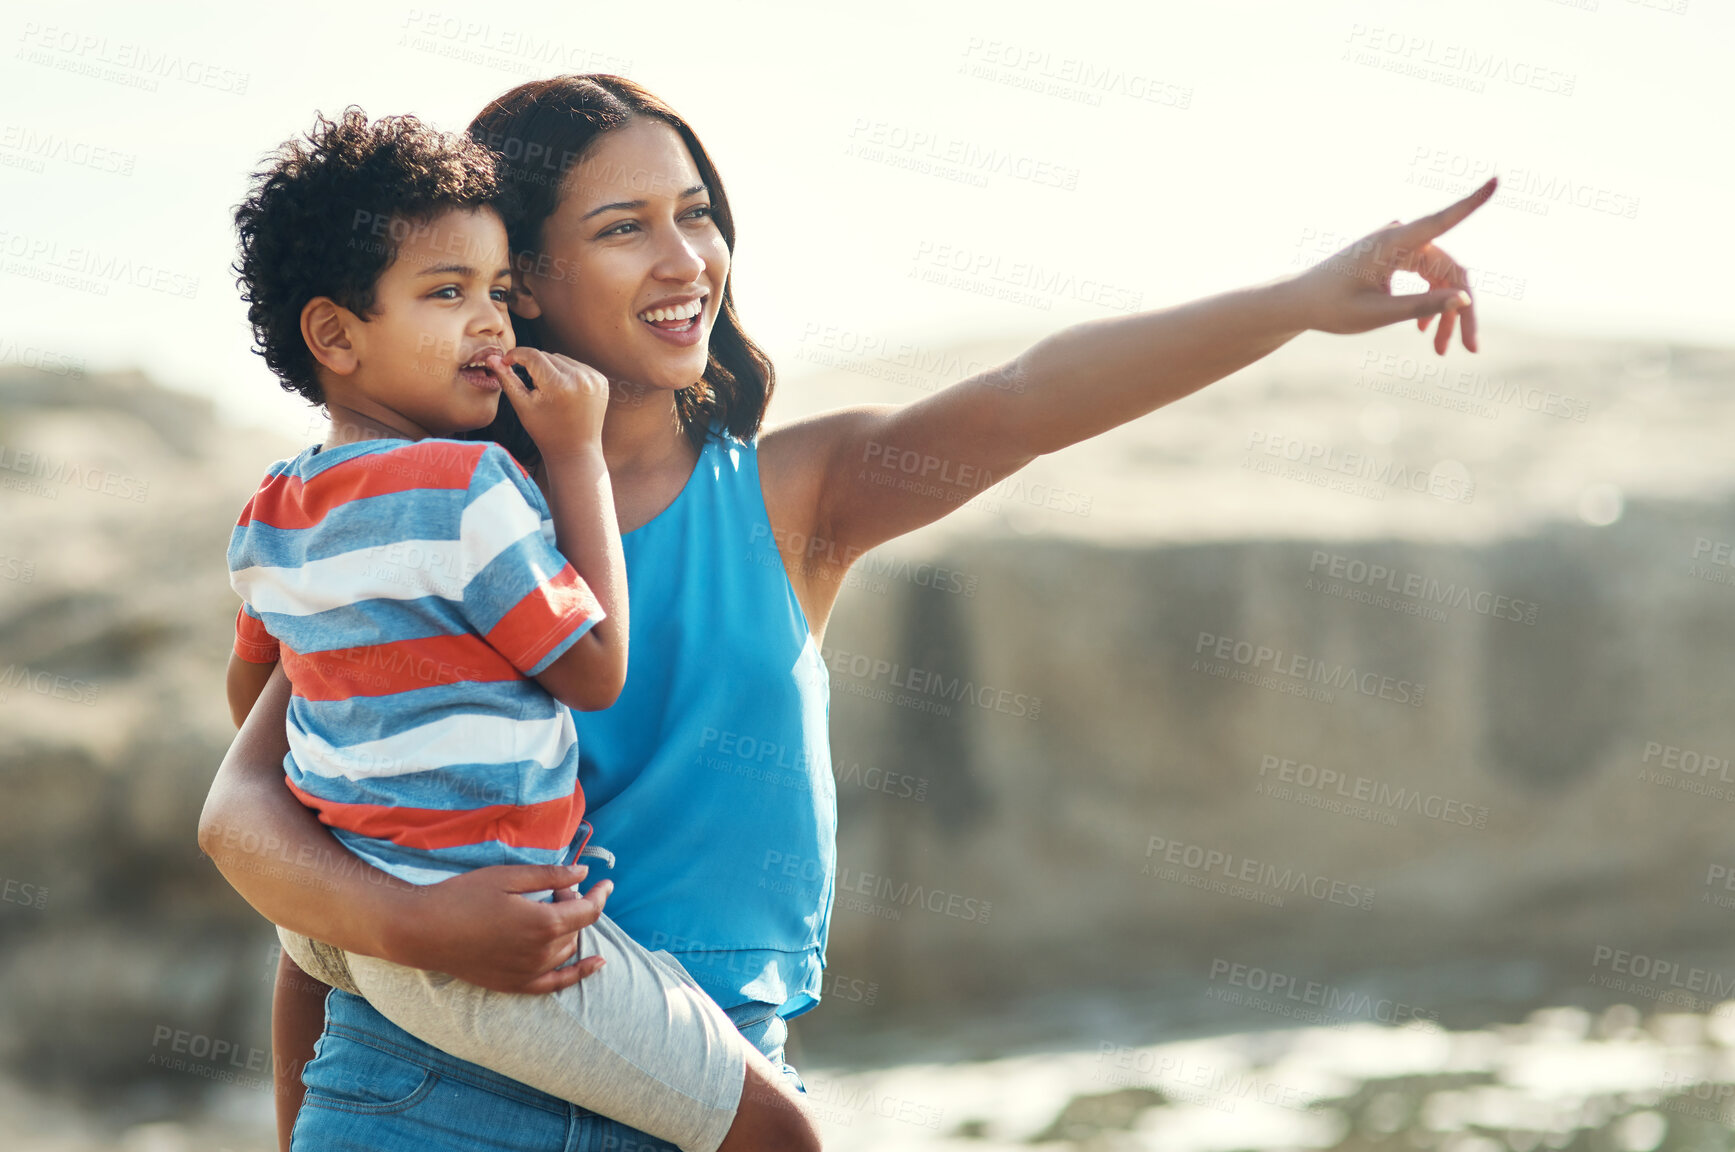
[639,299,703,326]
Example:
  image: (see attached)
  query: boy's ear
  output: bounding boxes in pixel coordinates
[301,297,361,376]
[509,260,543,320]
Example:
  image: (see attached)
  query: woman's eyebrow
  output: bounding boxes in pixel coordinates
[581,184,709,221]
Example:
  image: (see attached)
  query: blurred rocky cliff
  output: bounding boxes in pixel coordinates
[0,366,300,1103]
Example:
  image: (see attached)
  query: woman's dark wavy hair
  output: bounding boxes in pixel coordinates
[462,75,773,467]
[232,107,506,405]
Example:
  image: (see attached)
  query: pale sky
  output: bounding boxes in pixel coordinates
[1,0,1725,440]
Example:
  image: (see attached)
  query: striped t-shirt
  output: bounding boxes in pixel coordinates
[227,437,603,886]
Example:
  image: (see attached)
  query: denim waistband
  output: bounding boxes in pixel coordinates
[323,990,572,1114]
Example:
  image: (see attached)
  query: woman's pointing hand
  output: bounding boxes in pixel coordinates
[1292,176,1498,355]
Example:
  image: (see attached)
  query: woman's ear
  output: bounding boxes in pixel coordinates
[509,261,543,320]
[300,297,361,376]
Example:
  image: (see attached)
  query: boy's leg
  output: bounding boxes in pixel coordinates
[272,950,329,1152]
[340,911,804,1152]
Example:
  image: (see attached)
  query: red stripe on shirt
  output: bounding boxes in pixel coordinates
[281,633,523,701]
[233,603,281,663]
[239,440,487,530]
[285,777,585,852]
[485,565,603,672]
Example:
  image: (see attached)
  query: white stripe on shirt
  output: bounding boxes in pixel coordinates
[233,479,547,617]
[287,709,575,780]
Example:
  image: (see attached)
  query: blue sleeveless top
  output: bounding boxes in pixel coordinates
[571,419,836,1019]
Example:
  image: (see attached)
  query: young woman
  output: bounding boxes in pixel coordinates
[200,74,1494,1151]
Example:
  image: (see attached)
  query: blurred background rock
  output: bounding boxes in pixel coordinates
[5,322,1735,1150]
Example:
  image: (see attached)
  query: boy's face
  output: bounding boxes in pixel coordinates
[339,206,516,438]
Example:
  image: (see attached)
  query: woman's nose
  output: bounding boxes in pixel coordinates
[653,226,706,281]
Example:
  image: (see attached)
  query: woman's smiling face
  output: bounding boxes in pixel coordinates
[514,117,729,395]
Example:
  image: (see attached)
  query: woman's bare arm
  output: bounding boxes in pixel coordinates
[791,180,1497,560]
[197,663,610,992]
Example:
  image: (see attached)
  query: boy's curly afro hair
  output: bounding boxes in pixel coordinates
[232,107,507,405]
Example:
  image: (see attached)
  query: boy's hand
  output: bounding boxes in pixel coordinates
[394,863,613,994]
[488,347,610,463]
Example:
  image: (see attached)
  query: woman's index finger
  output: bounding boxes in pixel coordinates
[1404,176,1498,244]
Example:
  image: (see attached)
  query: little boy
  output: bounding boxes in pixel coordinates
[221,108,773,1152]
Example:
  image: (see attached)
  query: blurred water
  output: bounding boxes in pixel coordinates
[15,1000,1735,1151]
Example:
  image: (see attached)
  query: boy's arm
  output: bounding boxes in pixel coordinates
[533,443,627,712]
[227,602,282,727]
[227,651,279,729]
[474,348,626,712]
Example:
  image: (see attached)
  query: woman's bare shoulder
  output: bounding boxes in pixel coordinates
[758,406,892,541]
